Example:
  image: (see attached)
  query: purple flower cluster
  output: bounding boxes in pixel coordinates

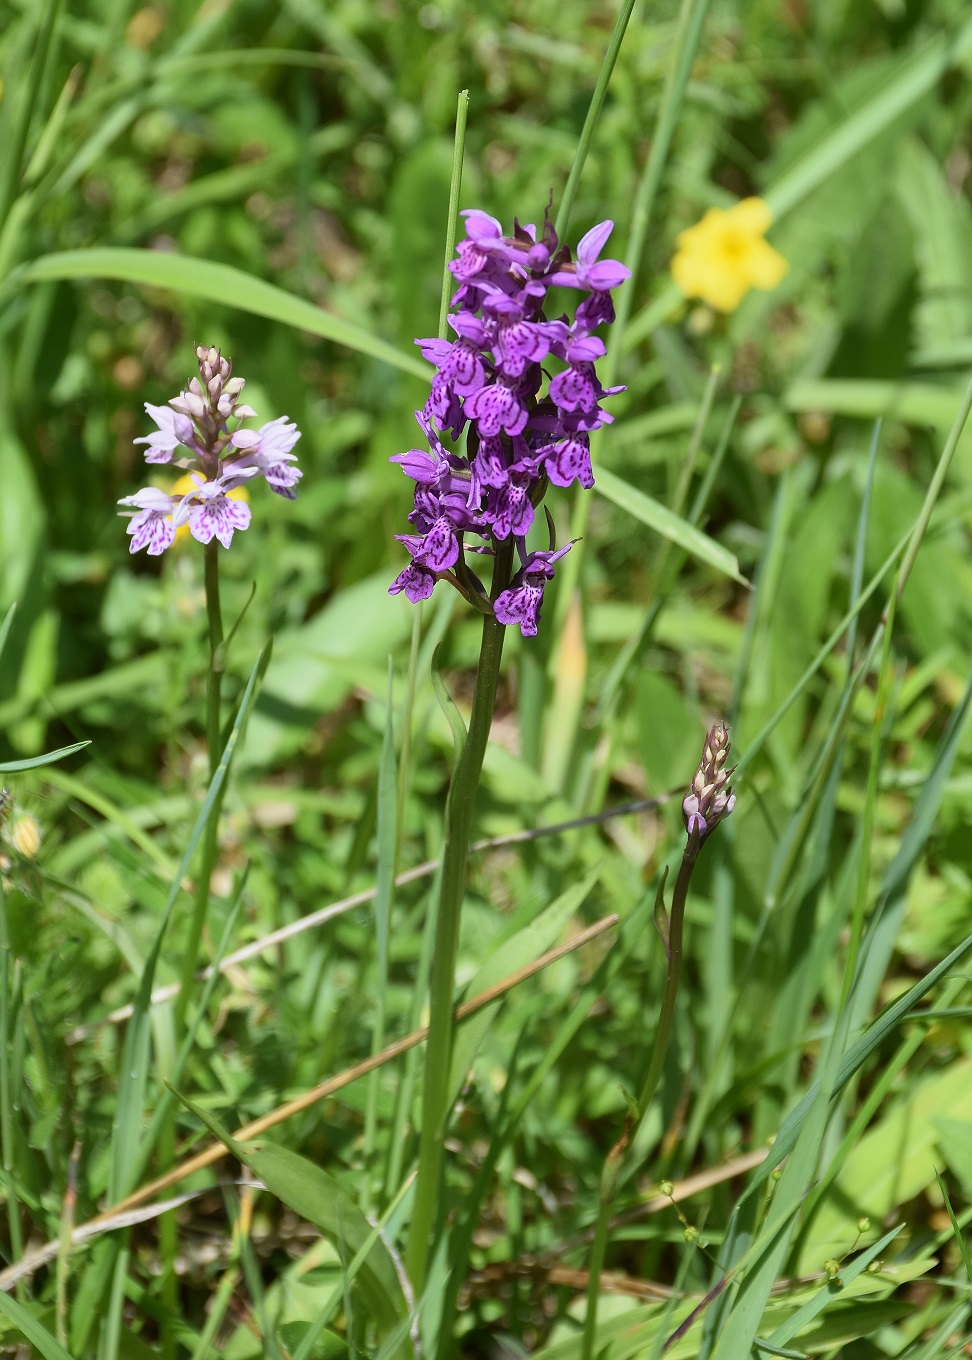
[118,346,301,555]
[389,211,628,637]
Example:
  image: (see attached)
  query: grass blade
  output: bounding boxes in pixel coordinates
[592,463,745,583]
[13,249,429,378]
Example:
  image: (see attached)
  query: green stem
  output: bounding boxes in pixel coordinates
[551,0,712,639]
[581,836,700,1360]
[405,543,513,1295]
[637,838,698,1116]
[554,0,638,240]
[438,91,469,341]
[0,886,23,1271]
[204,540,225,778]
[175,541,224,1034]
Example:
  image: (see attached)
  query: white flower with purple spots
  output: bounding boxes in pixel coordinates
[119,487,179,556]
[119,347,303,554]
[134,404,196,464]
[185,480,252,548]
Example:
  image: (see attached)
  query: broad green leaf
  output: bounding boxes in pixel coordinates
[243,572,413,766]
[785,379,968,430]
[800,1060,972,1266]
[15,249,429,379]
[592,464,745,584]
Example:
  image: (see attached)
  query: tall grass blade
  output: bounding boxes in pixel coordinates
[14,250,429,378]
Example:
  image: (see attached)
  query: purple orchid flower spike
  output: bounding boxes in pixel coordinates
[119,346,303,554]
[389,208,628,636]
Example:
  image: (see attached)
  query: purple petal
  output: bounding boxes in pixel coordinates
[128,510,175,556]
[494,583,544,638]
[544,435,594,490]
[188,496,251,549]
[584,260,631,290]
[391,449,438,483]
[414,516,459,571]
[389,563,436,602]
[576,220,615,267]
[464,382,529,437]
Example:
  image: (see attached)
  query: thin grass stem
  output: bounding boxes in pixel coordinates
[437,91,469,341]
[554,0,638,240]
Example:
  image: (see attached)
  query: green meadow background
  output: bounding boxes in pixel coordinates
[3,0,972,1356]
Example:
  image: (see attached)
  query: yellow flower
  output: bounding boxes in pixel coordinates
[167,473,249,544]
[671,198,788,313]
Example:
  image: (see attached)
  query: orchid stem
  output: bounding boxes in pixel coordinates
[405,540,513,1295]
[175,541,225,1035]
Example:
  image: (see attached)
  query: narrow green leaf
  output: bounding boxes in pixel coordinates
[764,1226,903,1348]
[763,22,972,220]
[0,741,90,773]
[0,603,15,673]
[14,249,429,378]
[430,644,467,767]
[743,925,972,1202]
[934,1171,972,1286]
[363,660,399,1204]
[592,463,746,583]
[108,643,270,1203]
[0,1286,76,1360]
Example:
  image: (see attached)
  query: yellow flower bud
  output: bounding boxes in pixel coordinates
[10,813,41,859]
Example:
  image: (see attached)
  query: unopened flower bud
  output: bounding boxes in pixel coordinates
[170,392,207,419]
[867,1260,882,1274]
[682,721,736,842]
[10,813,41,859]
[856,1217,870,1234]
[658,1181,673,1198]
[224,377,245,398]
[189,376,205,396]
[208,375,223,401]
[824,1258,840,1280]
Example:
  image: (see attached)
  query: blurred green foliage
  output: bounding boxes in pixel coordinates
[3,0,972,1355]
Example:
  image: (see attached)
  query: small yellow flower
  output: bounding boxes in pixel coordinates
[10,814,41,860]
[167,474,249,544]
[671,198,788,313]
